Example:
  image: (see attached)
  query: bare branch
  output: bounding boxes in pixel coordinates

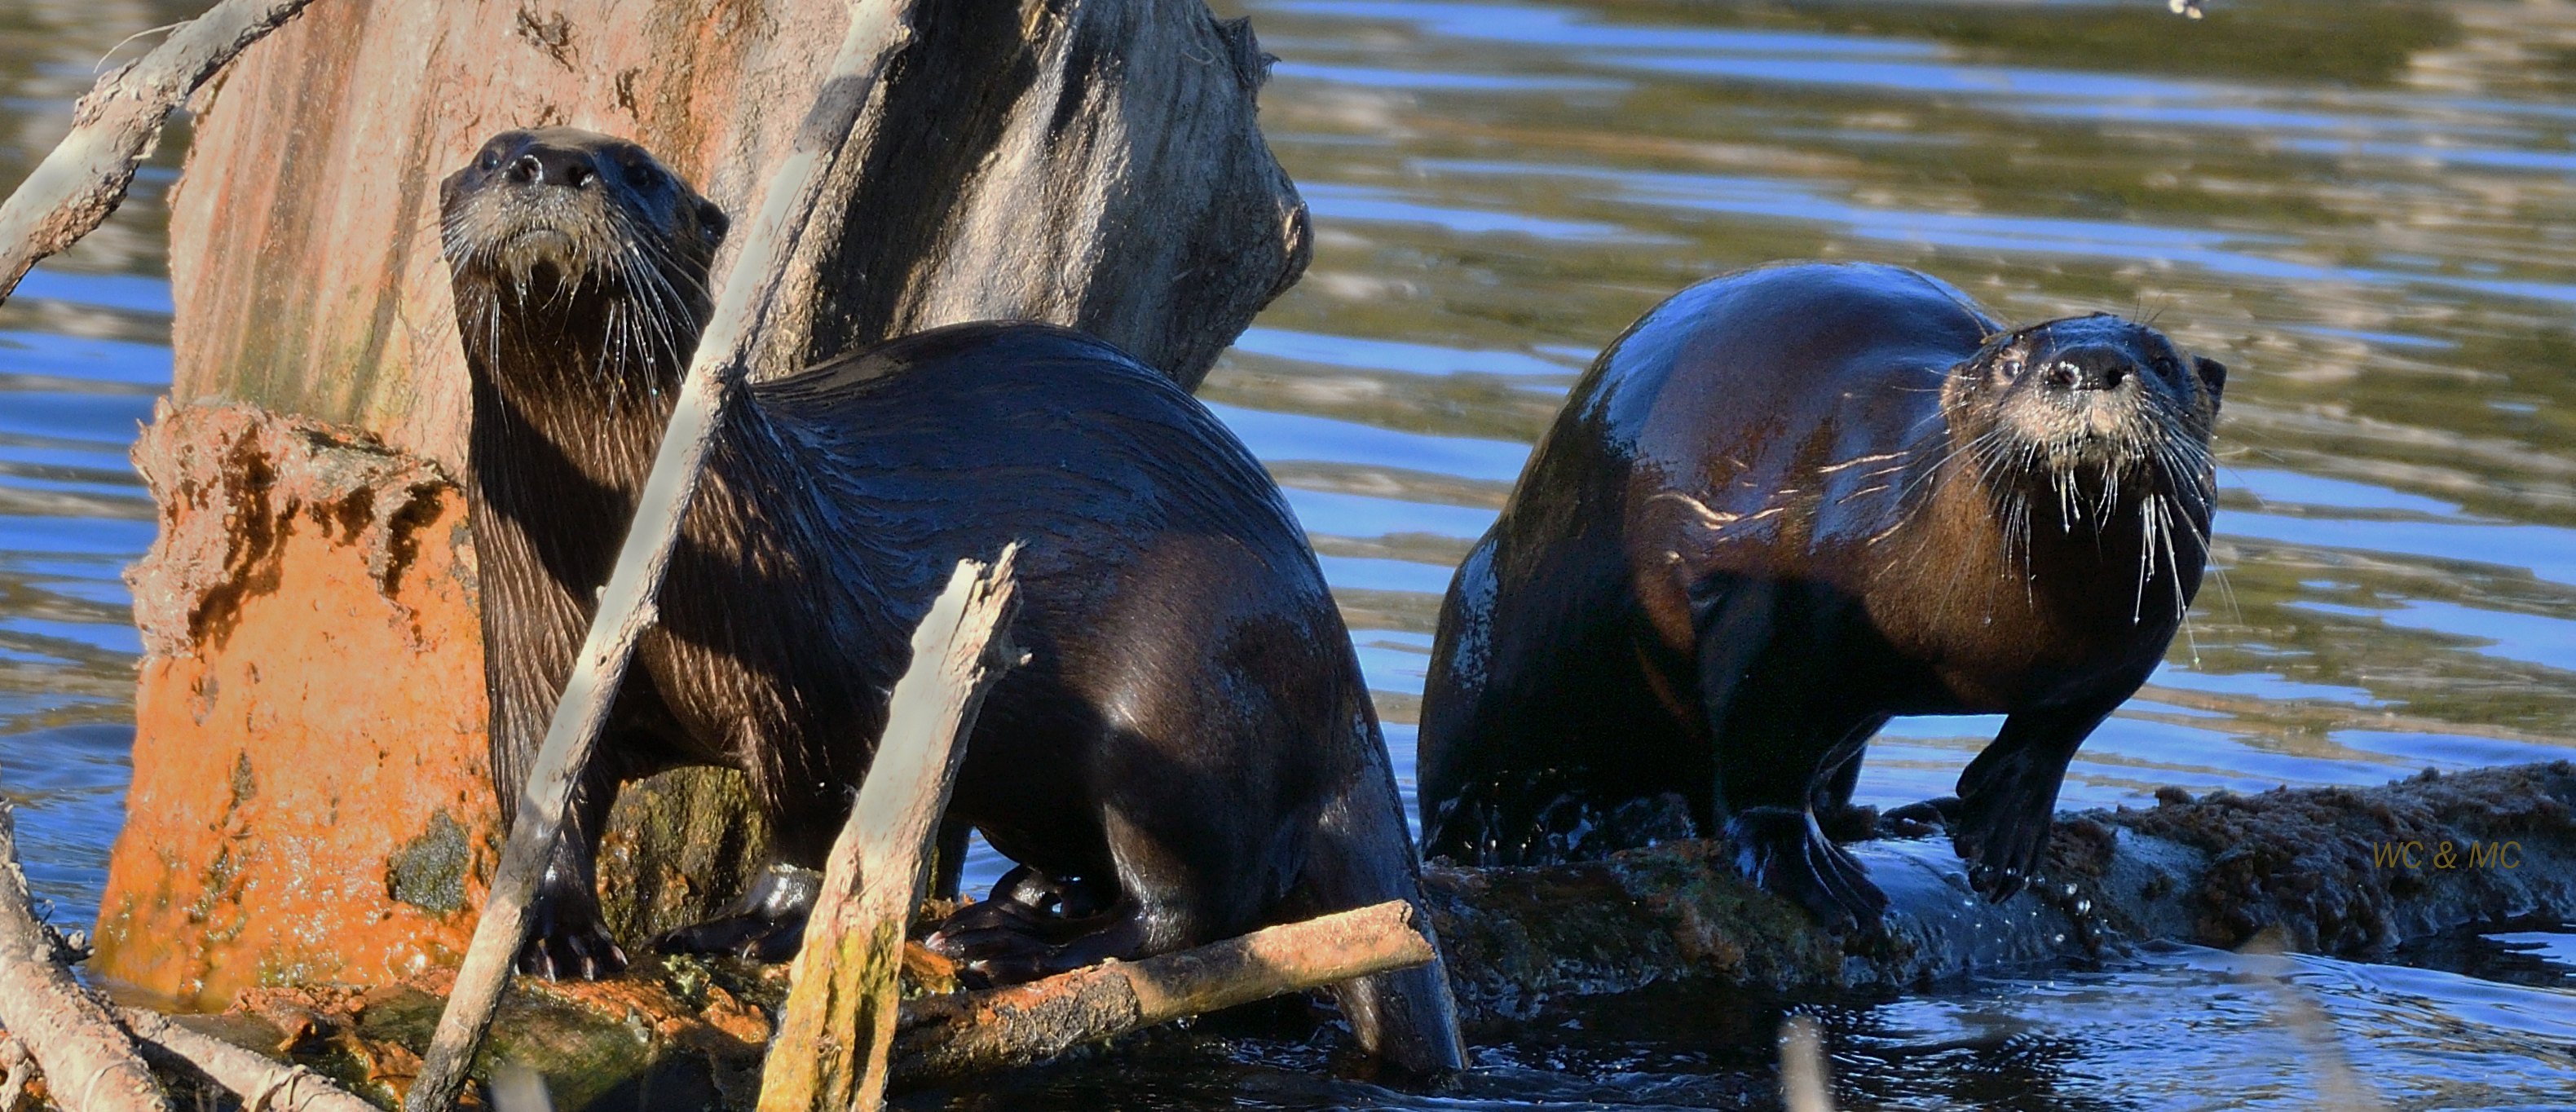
[117,1008,375,1112]
[0,0,317,305]
[760,549,1021,1112]
[891,900,1439,1086]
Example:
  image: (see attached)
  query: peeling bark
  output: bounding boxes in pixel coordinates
[126,402,454,661]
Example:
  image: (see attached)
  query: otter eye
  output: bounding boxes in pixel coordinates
[479,148,501,172]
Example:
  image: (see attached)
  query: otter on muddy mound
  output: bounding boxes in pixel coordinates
[437,127,1462,1071]
[1415,262,2225,927]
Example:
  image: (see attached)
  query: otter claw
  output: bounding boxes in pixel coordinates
[518,926,628,982]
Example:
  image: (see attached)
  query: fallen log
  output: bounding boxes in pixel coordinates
[78,761,2572,1109]
[760,550,1020,1112]
[1425,761,2576,1022]
[889,898,1440,1087]
[0,805,171,1112]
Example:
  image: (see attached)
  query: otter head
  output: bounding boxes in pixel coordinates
[1943,313,2225,527]
[439,127,728,392]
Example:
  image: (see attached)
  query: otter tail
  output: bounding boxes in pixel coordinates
[1290,709,1468,1074]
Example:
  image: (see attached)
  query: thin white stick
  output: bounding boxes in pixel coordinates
[401,5,921,1110]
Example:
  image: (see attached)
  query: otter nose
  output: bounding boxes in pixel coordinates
[505,146,599,190]
[2037,347,2130,391]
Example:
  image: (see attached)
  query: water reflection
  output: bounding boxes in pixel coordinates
[0,0,199,927]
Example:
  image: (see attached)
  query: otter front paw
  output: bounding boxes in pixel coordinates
[1724,806,1888,930]
[1951,798,2053,902]
[1954,763,2061,901]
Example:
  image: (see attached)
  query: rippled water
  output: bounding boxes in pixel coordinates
[6,0,2576,1107]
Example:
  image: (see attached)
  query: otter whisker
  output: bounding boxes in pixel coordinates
[2155,495,2191,624]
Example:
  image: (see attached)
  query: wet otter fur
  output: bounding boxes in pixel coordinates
[1415,262,2225,926]
[439,127,1463,1070]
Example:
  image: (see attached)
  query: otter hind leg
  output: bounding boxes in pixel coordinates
[1699,580,1891,927]
[917,863,1134,985]
[1722,806,1887,929]
[924,801,1198,985]
[1952,698,2118,901]
[655,814,974,964]
[518,757,631,980]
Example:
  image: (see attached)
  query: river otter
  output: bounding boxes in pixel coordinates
[1415,262,2224,927]
[439,127,1463,1070]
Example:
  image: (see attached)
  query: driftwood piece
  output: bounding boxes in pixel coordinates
[760,550,1021,1112]
[117,1009,375,1112]
[0,1035,30,1111]
[0,805,171,1112]
[0,0,316,304]
[402,7,924,1112]
[889,899,1440,1087]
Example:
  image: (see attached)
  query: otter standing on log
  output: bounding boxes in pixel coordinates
[439,127,1463,1071]
[1416,263,2225,926]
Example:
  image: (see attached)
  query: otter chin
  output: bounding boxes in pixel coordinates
[439,128,1464,1071]
[1416,262,2224,928]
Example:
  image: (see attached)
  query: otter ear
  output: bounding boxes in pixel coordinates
[2193,355,2226,394]
[696,199,730,246]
